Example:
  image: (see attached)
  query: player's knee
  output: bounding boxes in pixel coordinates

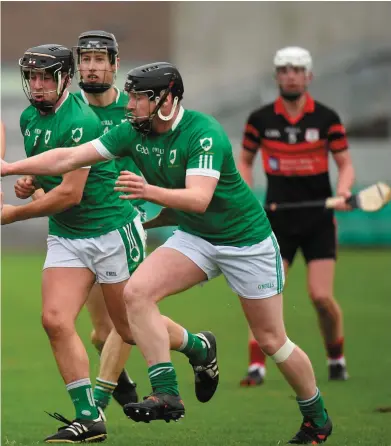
[90,329,107,349]
[309,292,334,313]
[123,280,148,309]
[119,330,137,346]
[41,309,73,339]
[267,338,296,363]
[256,333,288,357]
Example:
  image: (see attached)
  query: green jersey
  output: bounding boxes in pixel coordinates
[74,88,145,208]
[93,106,271,246]
[20,92,137,239]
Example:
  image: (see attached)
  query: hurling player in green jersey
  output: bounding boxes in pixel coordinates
[2,53,218,443]
[74,30,143,411]
[2,62,332,444]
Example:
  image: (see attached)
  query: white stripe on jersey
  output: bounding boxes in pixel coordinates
[199,154,213,170]
[186,168,220,179]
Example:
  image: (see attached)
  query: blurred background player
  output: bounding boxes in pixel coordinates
[238,47,355,386]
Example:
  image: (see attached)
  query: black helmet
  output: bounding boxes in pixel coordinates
[124,62,184,135]
[19,44,74,113]
[75,30,119,94]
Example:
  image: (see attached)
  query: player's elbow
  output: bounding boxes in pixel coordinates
[60,187,83,207]
[191,195,212,214]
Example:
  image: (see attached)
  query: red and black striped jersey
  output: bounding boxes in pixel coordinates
[242,93,349,205]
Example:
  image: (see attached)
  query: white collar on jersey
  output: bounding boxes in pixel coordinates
[171,106,184,131]
[54,90,70,114]
[80,86,120,105]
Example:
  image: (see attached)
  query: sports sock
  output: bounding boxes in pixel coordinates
[66,378,99,420]
[148,362,179,396]
[297,388,328,427]
[326,337,345,361]
[93,378,117,410]
[176,329,208,364]
[249,339,266,368]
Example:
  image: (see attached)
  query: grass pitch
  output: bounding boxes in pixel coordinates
[2,249,391,445]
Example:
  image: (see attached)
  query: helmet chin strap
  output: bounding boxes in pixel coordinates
[56,72,62,95]
[156,96,178,121]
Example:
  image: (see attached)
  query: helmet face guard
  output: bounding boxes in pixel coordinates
[124,66,181,135]
[75,31,118,94]
[19,47,73,113]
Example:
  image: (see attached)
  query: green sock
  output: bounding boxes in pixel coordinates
[297,388,328,427]
[93,377,117,410]
[66,378,99,420]
[148,362,179,396]
[177,330,207,364]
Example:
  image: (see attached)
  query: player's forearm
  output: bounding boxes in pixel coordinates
[13,187,79,221]
[336,164,355,195]
[7,148,76,177]
[144,184,210,213]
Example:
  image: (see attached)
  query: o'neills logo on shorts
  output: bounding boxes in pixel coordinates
[258,282,275,290]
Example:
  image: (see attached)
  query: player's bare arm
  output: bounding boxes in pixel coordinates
[115,173,218,213]
[1,169,89,225]
[333,150,355,196]
[1,142,103,177]
[237,148,258,187]
[332,150,355,211]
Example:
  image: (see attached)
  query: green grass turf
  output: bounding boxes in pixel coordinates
[2,249,391,445]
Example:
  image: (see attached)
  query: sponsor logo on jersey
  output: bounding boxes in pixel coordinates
[152,147,164,155]
[25,129,30,137]
[169,149,177,165]
[71,128,83,143]
[305,128,319,142]
[265,129,281,138]
[136,143,149,154]
[44,129,52,145]
[200,137,213,151]
[269,156,279,171]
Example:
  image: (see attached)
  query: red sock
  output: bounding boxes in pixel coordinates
[326,337,344,360]
[249,339,266,367]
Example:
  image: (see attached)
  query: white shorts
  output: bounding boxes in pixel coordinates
[44,215,146,284]
[161,230,285,299]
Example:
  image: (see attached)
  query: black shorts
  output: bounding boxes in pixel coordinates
[268,213,337,265]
